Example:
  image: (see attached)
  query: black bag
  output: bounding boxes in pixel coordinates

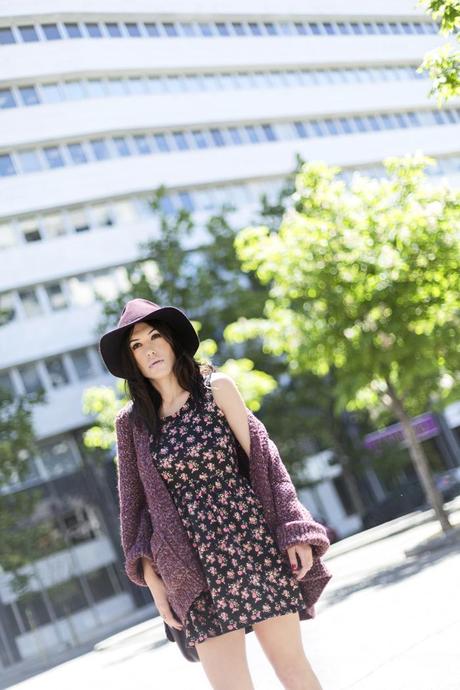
[163,605,199,662]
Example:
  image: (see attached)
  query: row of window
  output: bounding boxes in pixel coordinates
[1,147,459,331]
[0,344,106,398]
[0,19,439,45]
[0,262,146,327]
[1,106,460,178]
[6,563,123,635]
[2,436,84,492]
[2,147,459,253]
[0,180,283,250]
[0,65,427,110]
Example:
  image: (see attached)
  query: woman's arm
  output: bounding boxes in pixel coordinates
[208,372,251,456]
[115,408,154,587]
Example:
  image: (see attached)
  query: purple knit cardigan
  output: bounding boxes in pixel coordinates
[115,399,333,624]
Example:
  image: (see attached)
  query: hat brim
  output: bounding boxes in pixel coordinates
[98,306,199,378]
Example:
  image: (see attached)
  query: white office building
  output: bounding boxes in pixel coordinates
[1,0,459,670]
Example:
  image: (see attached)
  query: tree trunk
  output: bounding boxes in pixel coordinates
[384,379,452,534]
[339,455,367,517]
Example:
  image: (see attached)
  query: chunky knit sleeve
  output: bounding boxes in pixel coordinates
[115,408,153,587]
[265,435,331,557]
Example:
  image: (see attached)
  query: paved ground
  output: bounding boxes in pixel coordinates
[4,498,460,690]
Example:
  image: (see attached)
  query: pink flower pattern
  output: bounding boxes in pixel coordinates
[149,373,304,648]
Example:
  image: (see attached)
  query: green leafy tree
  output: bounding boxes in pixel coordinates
[226,154,460,534]
[418,0,460,102]
[0,388,49,591]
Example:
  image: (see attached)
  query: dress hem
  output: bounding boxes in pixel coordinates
[185,603,304,648]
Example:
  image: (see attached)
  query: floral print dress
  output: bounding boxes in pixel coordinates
[149,371,304,648]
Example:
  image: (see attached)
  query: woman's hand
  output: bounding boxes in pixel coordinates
[149,580,183,630]
[286,542,314,581]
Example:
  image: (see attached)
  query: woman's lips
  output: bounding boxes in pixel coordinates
[149,359,163,368]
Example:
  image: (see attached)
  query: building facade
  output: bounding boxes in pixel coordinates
[1,0,459,670]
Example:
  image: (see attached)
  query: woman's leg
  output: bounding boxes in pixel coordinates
[252,611,323,690]
[195,627,255,690]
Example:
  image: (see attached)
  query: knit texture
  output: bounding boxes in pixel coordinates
[115,398,333,624]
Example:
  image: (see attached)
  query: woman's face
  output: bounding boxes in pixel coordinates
[128,321,175,380]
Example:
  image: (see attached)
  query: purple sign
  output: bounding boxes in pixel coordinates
[364,412,439,451]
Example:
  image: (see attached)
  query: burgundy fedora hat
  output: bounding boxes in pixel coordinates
[98,298,200,378]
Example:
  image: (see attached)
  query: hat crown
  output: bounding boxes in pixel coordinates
[118,298,161,328]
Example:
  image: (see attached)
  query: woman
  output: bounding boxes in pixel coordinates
[99,298,333,690]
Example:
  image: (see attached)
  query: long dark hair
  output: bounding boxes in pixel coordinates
[119,318,215,438]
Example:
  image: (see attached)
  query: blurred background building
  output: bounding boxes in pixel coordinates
[1,0,460,672]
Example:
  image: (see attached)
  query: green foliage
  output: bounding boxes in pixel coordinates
[0,388,50,581]
[230,154,460,422]
[418,0,460,102]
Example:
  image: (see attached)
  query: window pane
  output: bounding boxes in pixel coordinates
[41,82,61,103]
[210,129,225,146]
[40,439,79,476]
[262,124,277,141]
[93,271,120,300]
[0,224,16,250]
[44,146,65,169]
[106,78,125,96]
[18,25,39,42]
[265,22,278,35]
[64,23,82,38]
[85,23,102,38]
[144,23,160,37]
[42,24,61,40]
[154,133,169,152]
[198,23,213,36]
[173,131,188,150]
[294,122,308,138]
[113,137,131,156]
[0,28,15,44]
[126,77,145,94]
[90,139,110,160]
[228,127,243,145]
[18,364,44,394]
[86,567,116,603]
[125,22,141,37]
[248,22,262,35]
[245,126,259,143]
[62,81,85,100]
[232,22,245,36]
[163,23,178,37]
[18,150,42,173]
[18,86,40,106]
[0,292,16,327]
[45,283,67,310]
[91,204,114,227]
[0,371,15,396]
[191,130,208,148]
[19,288,43,317]
[86,79,106,97]
[22,219,42,242]
[67,143,88,165]
[43,213,67,238]
[0,154,16,176]
[45,356,69,387]
[105,23,122,37]
[68,275,94,306]
[216,23,230,36]
[70,349,96,380]
[68,209,90,232]
[0,88,16,109]
[133,134,151,154]
[180,22,195,37]
[113,200,138,223]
